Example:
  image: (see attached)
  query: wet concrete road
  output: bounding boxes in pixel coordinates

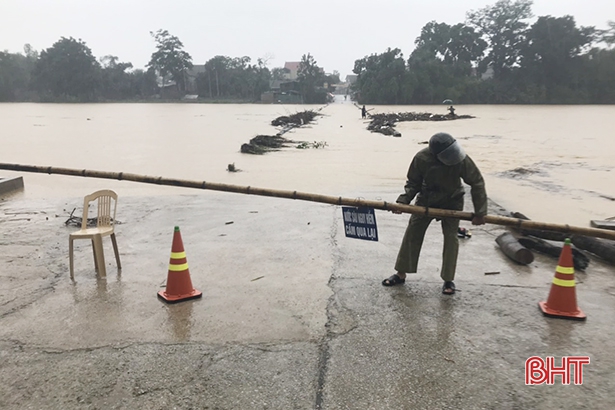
[1,192,615,409]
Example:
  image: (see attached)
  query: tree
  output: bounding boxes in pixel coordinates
[199,55,231,98]
[410,21,487,102]
[128,68,158,99]
[353,48,409,104]
[414,21,486,68]
[0,45,38,101]
[601,21,615,48]
[0,52,25,101]
[467,0,534,78]
[226,56,252,97]
[583,48,615,103]
[271,67,290,81]
[147,29,193,93]
[328,70,341,85]
[195,55,271,101]
[33,37,100,101]
[99,55,134,100]
[23,43,38,60]
[521,16,595,101]
[250,58,271,101]
[297,53,326,103]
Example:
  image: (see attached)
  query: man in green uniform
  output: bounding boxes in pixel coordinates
[382,132,487,294]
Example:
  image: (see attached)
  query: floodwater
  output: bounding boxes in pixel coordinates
[1,99,614,227]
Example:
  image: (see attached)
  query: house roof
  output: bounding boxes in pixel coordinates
[284,61,300,71]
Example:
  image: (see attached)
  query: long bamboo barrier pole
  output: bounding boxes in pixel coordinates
[2,162,615,241]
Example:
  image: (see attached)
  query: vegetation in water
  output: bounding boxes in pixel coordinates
[296,141,328,149]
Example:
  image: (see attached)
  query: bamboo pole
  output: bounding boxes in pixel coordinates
[2,162,615,241]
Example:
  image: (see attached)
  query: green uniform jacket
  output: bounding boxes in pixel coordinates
[396,147,488,216]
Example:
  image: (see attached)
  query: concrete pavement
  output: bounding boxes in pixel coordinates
[1,191,614,409]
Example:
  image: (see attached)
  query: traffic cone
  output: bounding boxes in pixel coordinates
[539,238,586,320]
[158,226,202,304]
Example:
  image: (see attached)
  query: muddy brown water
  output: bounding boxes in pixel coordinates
[1,100,614,227]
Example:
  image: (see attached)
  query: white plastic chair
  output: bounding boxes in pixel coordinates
[69,190,121,279]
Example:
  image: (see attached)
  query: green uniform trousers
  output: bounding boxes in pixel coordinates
[394,200,462,282]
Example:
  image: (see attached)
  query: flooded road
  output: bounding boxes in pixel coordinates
[2,100,615,409]
[1,101,614,226]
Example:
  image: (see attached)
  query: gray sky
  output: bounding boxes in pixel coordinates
[1,0,613,78]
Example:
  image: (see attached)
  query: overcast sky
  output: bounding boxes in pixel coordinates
[1,0,613,78]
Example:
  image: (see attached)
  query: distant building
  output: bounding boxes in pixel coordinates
[280,81,300,93]
[260,90,303,104]
[332,82,348,95]
[283,62,301,80]
[269,79,283,91]
[345,74,357,85]
[268,79,300,93]
[261,80,303,104]
[153,64,204,96]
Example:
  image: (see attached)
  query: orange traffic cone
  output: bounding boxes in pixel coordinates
[158,226,202,304]
[539,238,586,320]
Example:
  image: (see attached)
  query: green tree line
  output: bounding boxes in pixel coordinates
[3,0,613,104]
[1,37,158,102]
[352,0,615,104]
[0,30,337,103]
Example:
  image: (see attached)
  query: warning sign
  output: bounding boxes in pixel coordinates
[342,207,378,242]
